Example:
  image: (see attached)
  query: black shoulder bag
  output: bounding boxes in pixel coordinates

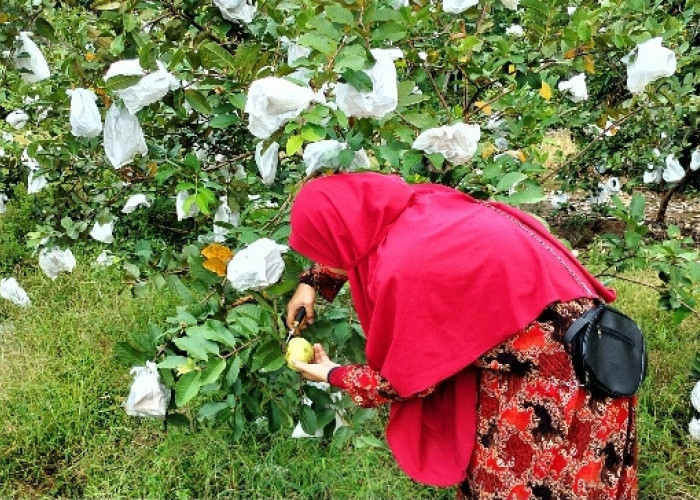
[564,304,647,398]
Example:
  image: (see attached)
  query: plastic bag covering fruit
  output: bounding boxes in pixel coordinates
[175,190,199,221]
[663,154,685,183]
[291,381,347,438]
[0,193,8,214]
[15,32,50,83]
[0,277,31,307]
[105,60,180,115]
[213,0,256,23]
[38,247,76,280]
[255,141,279,185]
[6,110,29,129]
[67,88,102,138]
[122,194,151,214]
[245,77,324,139]
[124,361,170,418]
[558,73,589,102]
[226,238,288,291]
[335,48,403,119]
[285,337,314,371]
[443,0,478,14]
[103,104,148,168]
[90,219,114,244]
[302,140,370,176]
[412,122,481,165]
[622,37,677,94]
[212,196,240,243]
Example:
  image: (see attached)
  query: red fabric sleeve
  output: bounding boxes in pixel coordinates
[299,263,347,302]
[328,364,436,408]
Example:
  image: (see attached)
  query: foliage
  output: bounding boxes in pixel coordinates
[1,0,699,437]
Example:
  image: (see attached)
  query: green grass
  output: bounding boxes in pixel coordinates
[0,264,698,499]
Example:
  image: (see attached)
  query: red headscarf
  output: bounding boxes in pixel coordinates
[289,172,615,486]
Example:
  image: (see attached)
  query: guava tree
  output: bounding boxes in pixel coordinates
[1,0,698,436]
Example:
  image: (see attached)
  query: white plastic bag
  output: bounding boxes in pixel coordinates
[443,0,479,14]
[67,88,102,138]
[501,0,520,9]
[622,37,677,94]
[0,193,8,214]
[689,418,700,442]
[15,32,50,83]
[6,110,29,129]
[691,380,700,413]
[122,194,151,214]
[663,154,684,183]
[643,164,662,184]
[245,77,324,139]
[690,150,700,171]
[104,59,144,79]
[255,141,280,185]
[0,277,31,307]
[124,361,170,418]
[334,48,403,119]
[22,148,48,194]
[212,196,240,243]
[90,218,114,244]
[39,247,76,280]
[105,60,180,115]
[302,140,370,176]
[176,190,200,221]
[558,73,588,102]
[213,0,256,24]
[93,250,119,268]
[103,104,148,168]
[226,238,288,291]
[412,122,481,165]
[550,191,569,209]
[505,24,524,37]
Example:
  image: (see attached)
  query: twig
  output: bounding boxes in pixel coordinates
[422,63,452,117]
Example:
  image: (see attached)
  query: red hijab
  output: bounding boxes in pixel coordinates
[289,172,615,486]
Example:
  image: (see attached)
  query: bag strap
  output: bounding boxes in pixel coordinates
[564,304,604,350]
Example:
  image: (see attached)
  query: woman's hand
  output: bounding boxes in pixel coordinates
[286,283,317,329]
[293,343,340,382]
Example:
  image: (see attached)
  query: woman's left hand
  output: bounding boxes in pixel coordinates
[293,343,340,382]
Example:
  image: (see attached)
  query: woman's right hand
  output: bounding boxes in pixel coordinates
[286,283,316,329]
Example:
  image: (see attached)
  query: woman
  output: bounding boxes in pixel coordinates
[285,172,637,499]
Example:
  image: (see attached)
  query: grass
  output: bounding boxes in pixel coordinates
[0,263,698,499]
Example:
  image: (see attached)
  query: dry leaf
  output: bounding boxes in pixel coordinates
[584,55,595,74]
[508,64,516,75]
[202,243,234,277]
[539,82,552,100]
[564,48,578,59]
[85,52,97,62]
[481,142,496,159]
[474,100,492,115]
[203,258,228,277]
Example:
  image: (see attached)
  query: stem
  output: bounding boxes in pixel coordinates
[423,63,452,117]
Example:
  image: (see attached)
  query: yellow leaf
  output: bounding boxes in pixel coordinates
[201,243,233,263]
[203,258,228,277]
[85,52,97,62]
[148,162,158,177]
[474,101,492,115]
[508,64,516,75]
[177,358,197,376]
[584,55,595,74]
[516,150,526,162]
[539,82,552,100]
[564,48,578,59]
[481,142,496,159]
[0,14,9,23]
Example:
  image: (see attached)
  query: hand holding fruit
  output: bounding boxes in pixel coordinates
[287,342,339,382]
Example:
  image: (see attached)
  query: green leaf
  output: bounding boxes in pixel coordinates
[165,275,195,303]
[34,17,57,42]
[353,435,384,448]
[104,74,143,91]
[209,114,239,129]
[199,41,237,70]
[114,342,149,366]
[157,355,189,369]
[341,69,373,92]
[173,335,219,361]
[225,356,242,386]
[630,193,646,222]
[198,401,229,420]
[402,112,438,129]
[298,33,338,57]
[175,371,202,407]
[184,89,213,116]
[286,135,304,156]
[370,22,407,43]
[200,357,227,385]
[267,402,284,432]
[495,172,528,192]
[93,1,122,11]
[300,405,318,435]
[325,4,355,25]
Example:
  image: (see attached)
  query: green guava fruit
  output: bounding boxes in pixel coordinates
[285,337,314,371]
